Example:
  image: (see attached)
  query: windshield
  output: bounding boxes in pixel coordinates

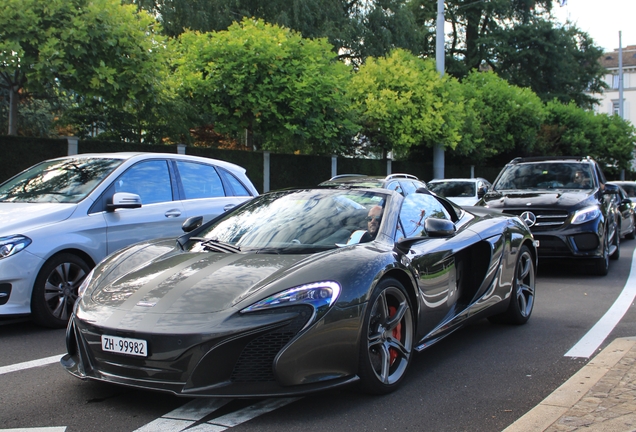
[190,189,388,253]
[494,162,595,191]
[428,181,476,198]
[0,158,123,203]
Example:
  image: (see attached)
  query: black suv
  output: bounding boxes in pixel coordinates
[478,156,620,275]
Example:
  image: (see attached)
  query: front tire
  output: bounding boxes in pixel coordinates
[31,253,91,328]
[358,278,414,395]
[489,245,535,325]
[592,236,610,276]
[626,215,636,240]
[610,226,620,260]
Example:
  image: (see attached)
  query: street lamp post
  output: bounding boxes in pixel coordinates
[433,0,445,180]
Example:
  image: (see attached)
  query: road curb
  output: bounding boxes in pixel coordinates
[502,336,636,432]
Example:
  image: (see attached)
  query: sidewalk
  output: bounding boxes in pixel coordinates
[503,337,636,432]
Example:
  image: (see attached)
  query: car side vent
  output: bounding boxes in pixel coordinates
[231,306,312,382]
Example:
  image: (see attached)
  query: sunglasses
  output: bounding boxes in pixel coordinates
[366,215,382,222]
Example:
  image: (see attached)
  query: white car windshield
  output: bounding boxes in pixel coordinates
[0,158,123,203]
[428,181,476,198]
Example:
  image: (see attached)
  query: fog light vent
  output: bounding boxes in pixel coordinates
[0,283,12,306]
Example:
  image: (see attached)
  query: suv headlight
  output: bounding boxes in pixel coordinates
[0,235,32,259]
[241,281,341,324]
[571,206,601,225]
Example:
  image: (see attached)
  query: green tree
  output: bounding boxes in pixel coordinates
[0,0,167,135]
[348,49,465,159]
[174,18,357,154]
[537,101,636,175]
[128,0,427,66]
[457,70,545,163]
[490,20,606,109]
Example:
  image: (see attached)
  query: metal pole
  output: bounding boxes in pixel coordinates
[433,0,445,180]
[619,31,624,119]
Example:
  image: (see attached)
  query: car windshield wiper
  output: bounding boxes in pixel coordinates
[191,237,241,254]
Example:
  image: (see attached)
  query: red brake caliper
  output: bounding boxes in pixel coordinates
[388,306,402,365]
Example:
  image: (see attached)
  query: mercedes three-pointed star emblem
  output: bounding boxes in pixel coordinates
[519,211,537,228]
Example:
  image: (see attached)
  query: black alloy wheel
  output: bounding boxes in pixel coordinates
[31,253,91,328]
[489,244,535,325]
[358,278,414,395]
[610,224,620,260]
[627,215,636,240]
[592,235,610,276]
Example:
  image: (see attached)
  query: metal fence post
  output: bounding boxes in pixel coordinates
[331,155,337,179]
[263,151,270,193]
[66,137,78,155]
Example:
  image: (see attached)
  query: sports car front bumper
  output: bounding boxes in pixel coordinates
[62,303,364,397]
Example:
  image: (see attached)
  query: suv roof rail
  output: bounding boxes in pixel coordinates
[509,156,592,164]
[328,174,366,180]
[384,173,419,180]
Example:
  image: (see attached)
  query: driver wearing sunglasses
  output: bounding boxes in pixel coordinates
[362,205,383,242]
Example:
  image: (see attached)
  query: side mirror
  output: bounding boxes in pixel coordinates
[424,217,456,237]
[107,192,142,211]
[182,216,203,233]
[603,183,620,195]
[477,187,488,198]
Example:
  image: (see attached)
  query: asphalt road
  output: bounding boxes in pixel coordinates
[1,241,635,432]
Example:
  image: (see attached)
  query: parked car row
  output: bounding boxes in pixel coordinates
[1,151,634,399]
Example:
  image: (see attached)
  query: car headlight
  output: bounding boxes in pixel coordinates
[77,269,95,299]
[0,235,32,259]
[241,281,341,323]
[571,206,602,225]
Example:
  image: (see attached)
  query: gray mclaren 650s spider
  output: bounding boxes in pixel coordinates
[62,186,538,396]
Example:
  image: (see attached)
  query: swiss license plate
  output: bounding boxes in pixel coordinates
[101,335,147,357]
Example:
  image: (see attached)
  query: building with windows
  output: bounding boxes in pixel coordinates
[594,45,636,125]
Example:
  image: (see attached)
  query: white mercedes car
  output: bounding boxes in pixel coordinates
[0,152,258,328]
[427,178,492,207]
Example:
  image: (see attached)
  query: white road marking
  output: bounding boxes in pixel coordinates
[0,428,66,431]
[134,398,231,432]
[565,248,636,358]
[187,398,302,432]
[0,354,64,376]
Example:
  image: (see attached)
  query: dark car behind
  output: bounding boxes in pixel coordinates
[477,156,620,275]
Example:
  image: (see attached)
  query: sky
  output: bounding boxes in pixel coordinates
[553,0,636,53]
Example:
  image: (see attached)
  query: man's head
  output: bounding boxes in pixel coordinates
[367,205,383,238]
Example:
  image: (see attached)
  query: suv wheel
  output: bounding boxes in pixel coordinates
[592,236,610,276]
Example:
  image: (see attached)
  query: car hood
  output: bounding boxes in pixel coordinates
[482,189,596,210]
[87,242,314,315]
[0,202,77,234]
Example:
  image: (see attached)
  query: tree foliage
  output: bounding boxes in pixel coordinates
[173,18,357,154]
[536,101,636,175]
[457,71,545,163]
[348,49,465,159]
[490,20,606,109]
[0,0,168,135]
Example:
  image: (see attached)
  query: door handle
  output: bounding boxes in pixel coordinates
[224,204,236,211]
[165,209,182,218]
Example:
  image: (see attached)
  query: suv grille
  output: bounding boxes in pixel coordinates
[505,209,569,230]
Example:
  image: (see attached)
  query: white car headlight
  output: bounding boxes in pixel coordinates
[571,206,601,225]
[241,281,341,323]
[0,235,32,259]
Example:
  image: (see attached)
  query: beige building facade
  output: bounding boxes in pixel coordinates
[593,45,636,125]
